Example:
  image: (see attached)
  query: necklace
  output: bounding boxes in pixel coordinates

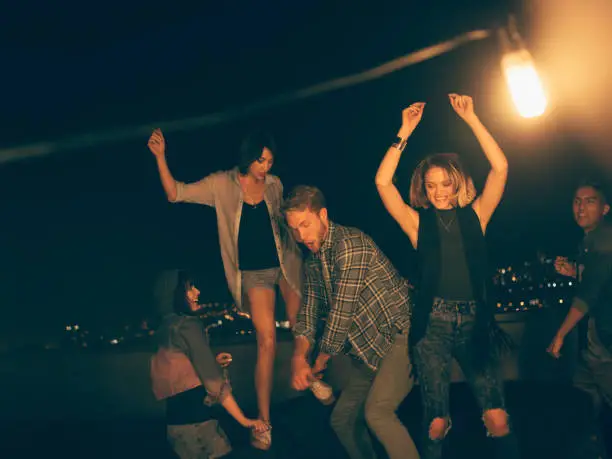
[241,179,265,208]
[437,212,456,232]
[244,195,261,208]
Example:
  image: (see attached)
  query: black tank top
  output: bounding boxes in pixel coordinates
[238,201,280,271]
[412,206,491,344]
[435,209,474,301]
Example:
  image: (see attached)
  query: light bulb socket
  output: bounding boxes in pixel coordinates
[498,14,529,54]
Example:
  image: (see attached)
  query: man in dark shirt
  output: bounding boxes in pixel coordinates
[283,185,418,459]
[549,183,612,458]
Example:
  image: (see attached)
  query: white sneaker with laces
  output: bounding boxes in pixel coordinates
[310,380,335,405]
[250,422,272,451]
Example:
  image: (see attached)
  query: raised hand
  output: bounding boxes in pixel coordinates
[216,352,233,368]
[554,256,577,278]
[399,102,426,138]
[449,94,477,124]
[147,128,166,158]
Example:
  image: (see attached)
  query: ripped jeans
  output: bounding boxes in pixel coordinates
[413,298,520,459]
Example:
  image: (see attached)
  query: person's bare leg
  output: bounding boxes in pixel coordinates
[248,287,277,423]
[279,276,301,328]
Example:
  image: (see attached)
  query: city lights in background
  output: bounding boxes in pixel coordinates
[57,302,295,351]
[53,258,575,351]
[493,258,575,312]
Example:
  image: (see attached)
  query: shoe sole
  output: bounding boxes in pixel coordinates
[316,393,336,406]
[251,439,272,451]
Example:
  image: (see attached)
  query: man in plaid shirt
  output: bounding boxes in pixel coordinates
[283,185,419,459]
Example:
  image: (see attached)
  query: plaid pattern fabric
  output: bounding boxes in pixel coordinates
[294,221,412,370]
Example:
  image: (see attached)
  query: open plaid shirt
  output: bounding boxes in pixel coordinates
[293,221,412,371]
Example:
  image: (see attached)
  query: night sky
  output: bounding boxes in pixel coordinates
[1,1,611,346]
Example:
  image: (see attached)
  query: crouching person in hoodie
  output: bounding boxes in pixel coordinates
[150,270,267,458]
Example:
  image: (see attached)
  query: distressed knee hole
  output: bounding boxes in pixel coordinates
[482,408,510,437]
[429,417,451,440]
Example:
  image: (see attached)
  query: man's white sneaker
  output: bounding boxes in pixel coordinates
[310,380,335,405]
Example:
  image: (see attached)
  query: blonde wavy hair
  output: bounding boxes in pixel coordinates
[409,153,476,209]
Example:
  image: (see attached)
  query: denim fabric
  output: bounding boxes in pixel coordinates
[173,168,303,311]
[413,298,507,459]
[167,419,232,459]
[241,267,281,293]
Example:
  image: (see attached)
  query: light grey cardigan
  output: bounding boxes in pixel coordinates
[173,167,303,310]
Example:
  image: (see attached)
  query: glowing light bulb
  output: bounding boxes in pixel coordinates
[501,49,547,118]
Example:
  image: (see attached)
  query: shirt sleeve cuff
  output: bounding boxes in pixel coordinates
[172,181,185,202]
[318,341,341,356]
[292,321,316,341]
[293,329,315,345]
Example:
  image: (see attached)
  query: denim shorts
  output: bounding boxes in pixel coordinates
[167,419,232,459]
[241,267,281,293]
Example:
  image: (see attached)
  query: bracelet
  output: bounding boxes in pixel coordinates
[392,137,407,152]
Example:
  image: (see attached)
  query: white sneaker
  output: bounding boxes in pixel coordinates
[310,380,335,405]
[250,423,272,451]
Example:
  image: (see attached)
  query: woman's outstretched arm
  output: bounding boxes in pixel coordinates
[375,103,425,248]
[449,94,508,232]
[147,128,217,206]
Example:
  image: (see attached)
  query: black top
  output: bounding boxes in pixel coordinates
[166,385,212,425]
[414,206,502,369]
[238,201,280,271]
[435,209,474,301]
